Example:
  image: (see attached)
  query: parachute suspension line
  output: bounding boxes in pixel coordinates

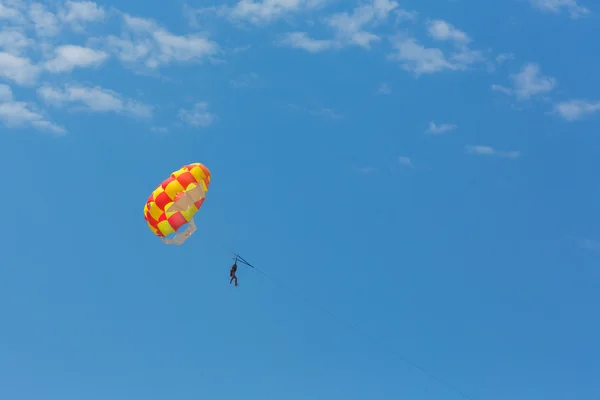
[232,253,477,400]
[233,253,251,268]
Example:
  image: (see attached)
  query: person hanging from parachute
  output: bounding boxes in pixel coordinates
[229,254,253,287]
[229,261,238,286]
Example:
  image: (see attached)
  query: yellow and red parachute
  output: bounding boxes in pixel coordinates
[144,163,211,243]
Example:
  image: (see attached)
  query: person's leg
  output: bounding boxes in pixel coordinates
[234,276,238,286]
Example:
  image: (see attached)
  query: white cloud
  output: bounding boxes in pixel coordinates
[492,62,556,100]
[388,18,486,75]
[122,13,155,31]
[394,9,417,23]
[28,3,61,37]
[465,145,520,158]
[387,35,457,75]
[44,44,108,73]
[222,0,329,25]
[191,0,329,26]
[426,121,456,134]
[554,100,600,121]
[427,20,486,67]
[376,82,391,94]
[325,0,398,49]
[450,46,485,67]
[278,0,400,52]
[277,32,338,52]
[529,0,590,18]
[0,2,25,23]
[0,82,10,101]
[58,1,105,25]
[491,84,512,95]
[98,13,219,69]
[151,29,218,65]
[0,83,65,134]
[179,102,218,127]
[101,35,151,64]
[37,84,152,118]
[0,29,32,55]
[26,1,106,37]
[0,52,40,85]
[427,19,470,44]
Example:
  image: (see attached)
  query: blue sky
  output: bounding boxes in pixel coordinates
[1,0,599,399]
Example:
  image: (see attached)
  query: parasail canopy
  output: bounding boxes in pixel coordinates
[143,163,211,244]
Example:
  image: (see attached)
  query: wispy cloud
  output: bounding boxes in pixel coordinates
[44,44,108,73]
[426,19,470,44]
[178,102,218,127]
[529,0,590,19]
[0,2,25,24]
[388,19,485,75]
[150,126,169,133]
[394,9,417,24]
[354,166,377,175]
[397,156,414,167]
[387,25,484,76]
[230,72,259,88]
[0,52,40,85]
[94,12,219,70]
[492,62,556,100]
[388,35,455,75]
[325,0,398,49]
[312,107,343,119]
[278,0,400,52]
[495,53,515,64]
[554,100,600,121]
[0,1,233,135]
[465,145,520,158]
[426,121,456,134]
[0,29,33,55]
[27,1,105,38]
[192,0,331,26]
[58,0,105,29]
[0,83,65,134]
[286,103,343,119]
[37,84,152,118]
[491,84,513,96]
[581,239,600,251]
[225,0,330,25]
[29,3,61,37]
[277,32,338,52]
[376,82,391,95]
[0,1,111,86]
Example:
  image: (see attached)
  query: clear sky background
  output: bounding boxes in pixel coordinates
[1,1,599,399]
